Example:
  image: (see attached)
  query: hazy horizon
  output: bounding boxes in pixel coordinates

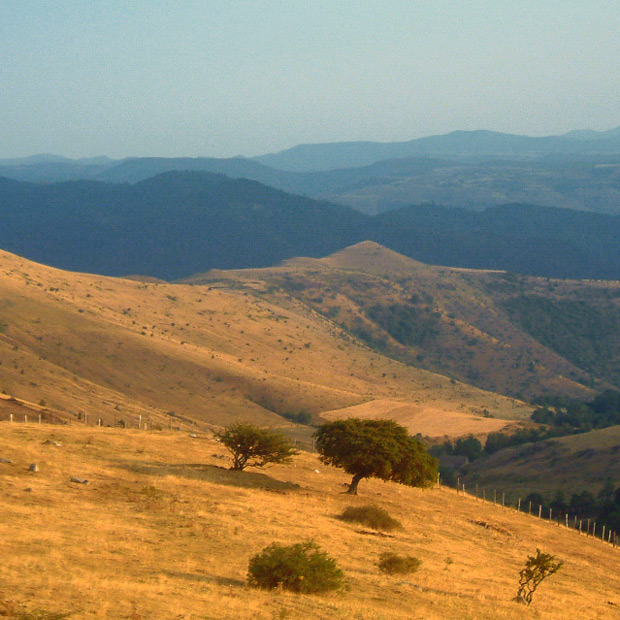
[2,1,620,160]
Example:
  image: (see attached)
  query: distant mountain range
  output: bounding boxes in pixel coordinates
[1,170,619,281]
[255,127,620,171]
[2,128,620,216]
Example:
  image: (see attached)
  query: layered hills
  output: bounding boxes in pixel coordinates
[2,128,620,216]
[1,171,620,280]
[0,247,528,439]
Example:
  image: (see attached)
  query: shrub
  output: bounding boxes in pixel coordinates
[338,504,402,531]
[247,541,344,593]
[215,423,299,471]
[517,549,563,605]
[377,552,422,576]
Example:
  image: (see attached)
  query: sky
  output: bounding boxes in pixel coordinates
[1,0,620,159]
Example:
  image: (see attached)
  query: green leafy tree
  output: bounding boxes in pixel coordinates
[215,423,299,471]
[313,418,438,495]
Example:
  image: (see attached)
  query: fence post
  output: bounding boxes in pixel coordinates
[538,504,542,519]
[517,498,521,512]
[457,477,460,494]
[9,414,13,423]
[528,500,532,514]
[24,414,27,424]
[587,519,591,537]
[462,483,466,495]
[579,520,583,534]
[592,523,596,538]
[493,490,497,506]
[565,514,569,528]
[139,414,142,430]
[502,492,505,507]
[38,414,41,424]
[549,508,553,523]
[603,525,606,542]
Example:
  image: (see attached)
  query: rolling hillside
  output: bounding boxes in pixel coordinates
[1,423,619,619]
[184,241,620,401]
[462,425,620,501]
[0,249,527,439]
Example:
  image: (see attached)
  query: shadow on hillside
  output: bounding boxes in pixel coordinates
[163,571,245,588]
[119,460,300,492]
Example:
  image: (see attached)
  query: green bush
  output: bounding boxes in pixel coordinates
[247,541,344,593]
[337,504,402,531]
[377,552,422,576]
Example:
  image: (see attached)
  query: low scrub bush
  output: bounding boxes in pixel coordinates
[517,549,563,605]
[377,552,422,576]
[338,504,402,531]
[247,541,344,593]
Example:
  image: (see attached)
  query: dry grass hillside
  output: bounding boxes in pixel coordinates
[0,249,527,439]
[186,241,620,400]
[463,425,620,501]
[1,423,619,620]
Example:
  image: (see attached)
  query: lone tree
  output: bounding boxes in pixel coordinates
[517,549,563,605]
[314,418,438,494]
[215,423,299,471]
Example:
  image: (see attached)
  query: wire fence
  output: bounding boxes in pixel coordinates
[442,476,619,550]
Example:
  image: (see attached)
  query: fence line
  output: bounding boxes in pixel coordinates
[448,479,618,550]
[3,411,187,432]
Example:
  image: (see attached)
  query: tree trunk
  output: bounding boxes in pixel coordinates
[347,473,364,494]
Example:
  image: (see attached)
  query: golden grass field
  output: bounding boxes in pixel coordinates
[0,249,530,438]
[1,422,620,620]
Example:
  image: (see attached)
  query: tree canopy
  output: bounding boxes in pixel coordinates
[215,423,299,471]
[313,418,438,494]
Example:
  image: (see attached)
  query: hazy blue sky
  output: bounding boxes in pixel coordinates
[2,1,619,159]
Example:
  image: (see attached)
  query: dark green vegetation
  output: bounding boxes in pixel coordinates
[314,418,438,495]
[517,550,563,606]
[1,171,620,280]
[460,424,620,512]
[247,541,344,593]
[434,390,620,460]
[337,505,403,532]
[377,552,422,577]
[505,297,620,386]
[436,391,620,525]
[214,423,299,471]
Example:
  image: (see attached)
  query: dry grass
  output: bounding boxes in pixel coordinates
[1,423,619,619]
[0,249,526,438]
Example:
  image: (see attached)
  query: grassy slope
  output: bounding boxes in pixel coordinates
[1,423,619,620]
[0,249,526,439]
[186,241,617,401]
[463,425,620,501]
